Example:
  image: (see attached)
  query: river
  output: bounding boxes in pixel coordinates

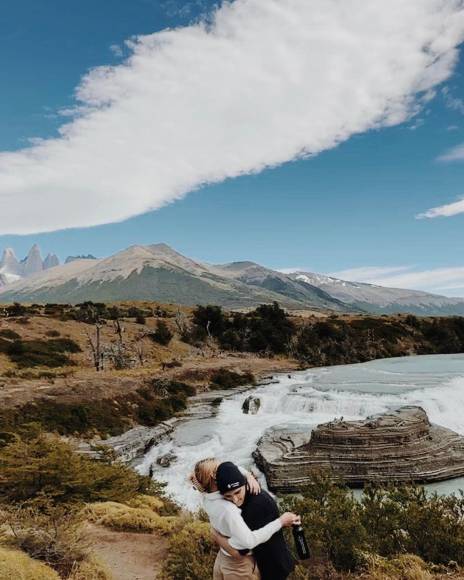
[137,353,464,509]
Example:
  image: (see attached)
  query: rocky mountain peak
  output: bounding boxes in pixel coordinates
[44,253,60,270]
[22,244,44,276]
[0,247,21,275]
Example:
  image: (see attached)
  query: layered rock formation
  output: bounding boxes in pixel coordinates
[254,406,464,492]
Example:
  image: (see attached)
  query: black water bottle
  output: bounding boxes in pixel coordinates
[292,523,310,560]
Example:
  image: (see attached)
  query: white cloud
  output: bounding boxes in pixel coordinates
[437,142,464,161]
[329,266,412,281]
[417,196,464,218]
[329,265,464,296]
[1,0,464,234]
[109,44,124,58]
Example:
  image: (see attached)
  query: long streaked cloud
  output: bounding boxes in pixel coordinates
[417,195,464,218]
[1,0,464,234]
[329,265,464,296]
[437,142,464,161]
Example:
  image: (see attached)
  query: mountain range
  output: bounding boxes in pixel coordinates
[0,243,463,315]
[0,245,59,285]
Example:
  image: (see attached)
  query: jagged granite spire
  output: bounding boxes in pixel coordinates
[0,247,21,276]
[22,244,44,276]
[43,253,60,270]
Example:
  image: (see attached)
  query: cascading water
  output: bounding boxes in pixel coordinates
[137,354,464,508]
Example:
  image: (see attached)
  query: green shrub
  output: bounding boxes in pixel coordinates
[283,474,464,572]
[0,433,154,505]
[0,379,196,437]
[282,472,366,570]
[149,320,173,345]
[44,330,61,337]
[0,502,88,578]
[159,520,218,580]
[0,328,21,340]
[4,338,80,368]
[210,368,255,389]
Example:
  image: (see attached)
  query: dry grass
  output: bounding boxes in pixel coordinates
[358,553,433,580]
[0,546,60,580]
[86,500,179,534]
[68,555,112,580]
[126,494,164,512]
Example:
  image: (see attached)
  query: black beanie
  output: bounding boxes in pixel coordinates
[216,461,247,494]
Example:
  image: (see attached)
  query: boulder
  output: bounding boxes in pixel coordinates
[253,406,464,492]
[242,395,261,415]
[156,451,177,468]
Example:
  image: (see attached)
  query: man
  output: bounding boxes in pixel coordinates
[215,462,296,580]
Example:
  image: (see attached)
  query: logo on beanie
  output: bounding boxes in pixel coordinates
[227,481,240,489]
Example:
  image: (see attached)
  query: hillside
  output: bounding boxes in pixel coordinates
[0,244,347,311]
[292,271,464,316]
[1,243,463,315]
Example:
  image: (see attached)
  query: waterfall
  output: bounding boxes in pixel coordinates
[137,354,464,508]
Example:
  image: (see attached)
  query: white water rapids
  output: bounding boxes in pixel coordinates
[137,354,464,509]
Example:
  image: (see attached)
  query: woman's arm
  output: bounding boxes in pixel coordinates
[221,505,298,551]
[238,466,260,495]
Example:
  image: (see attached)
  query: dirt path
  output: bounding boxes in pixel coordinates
[87,524,169,580]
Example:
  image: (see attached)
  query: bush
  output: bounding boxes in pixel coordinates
[0,546,60,580]
[0,328,21,340]
[283,474,464,572]
[282,472,366,570]
[0,379,196,437]
[44,330,60,338]
[159,520,218,580]
[361,486,464,565]
[150,320,173,345]
[0,502,89,578]
[5,338,81,368]
[210,368,255,390]
[0,433,154,505]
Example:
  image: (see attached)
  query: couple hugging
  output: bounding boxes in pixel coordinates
[190,457,300,580]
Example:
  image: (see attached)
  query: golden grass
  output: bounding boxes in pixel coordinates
[0,546,60,580]
[68,555,112,580]
[86,500,179,534]
[361,553,433,580]
[126,494,164,512]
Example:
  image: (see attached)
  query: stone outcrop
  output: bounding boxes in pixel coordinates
[78,422,175,462]
[242,395,261,414]
[254,406,464,492]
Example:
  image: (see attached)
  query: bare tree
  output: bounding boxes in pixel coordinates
[134,335,146,367]
[174,308,189,339]
[86,323,104,371]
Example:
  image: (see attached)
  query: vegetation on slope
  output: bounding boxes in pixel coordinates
[0,425,463,579]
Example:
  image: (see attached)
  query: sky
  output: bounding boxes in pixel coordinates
[1,0,464,296]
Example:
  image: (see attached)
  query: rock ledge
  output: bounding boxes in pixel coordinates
[254,406,464,492]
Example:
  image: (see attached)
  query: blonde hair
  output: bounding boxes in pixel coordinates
[189,458,219,493]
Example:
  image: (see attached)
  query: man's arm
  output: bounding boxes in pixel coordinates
[211,528,244,560]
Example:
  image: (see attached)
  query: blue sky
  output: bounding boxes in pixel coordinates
[1,0,464,295]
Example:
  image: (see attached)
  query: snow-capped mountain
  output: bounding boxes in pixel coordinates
[0,243,463,315]
[290,271,464,316]
[0,244,346,310]
[0,245,60,287]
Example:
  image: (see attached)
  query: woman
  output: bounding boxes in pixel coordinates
[190,458,298,580]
